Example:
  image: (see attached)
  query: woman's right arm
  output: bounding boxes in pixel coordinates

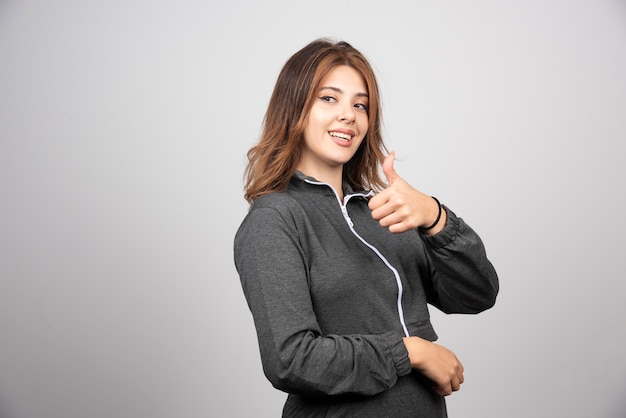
[234,207,412,396]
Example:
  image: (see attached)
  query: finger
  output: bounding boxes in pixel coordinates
[451,375,462,392]
[435,383,453,397]
[388,221,413,234]
[368,191,388,212]
[369,192,397,219]
[378,211,403,228]
[382,152,400,185]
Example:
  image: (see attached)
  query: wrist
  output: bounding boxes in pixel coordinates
[419,196,443,233]
[403,336,428,368]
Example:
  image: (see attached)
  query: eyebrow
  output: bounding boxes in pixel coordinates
[320,86,369,98]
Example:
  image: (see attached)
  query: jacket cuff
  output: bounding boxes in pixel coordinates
[385,331,412,376]
[420,205,460,250]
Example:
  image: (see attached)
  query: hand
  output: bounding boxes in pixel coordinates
[403,336,465,397]
[368,152,443,234]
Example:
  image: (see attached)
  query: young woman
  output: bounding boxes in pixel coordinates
[234,38,499,417]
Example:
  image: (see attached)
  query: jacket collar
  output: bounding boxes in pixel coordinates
[291,171,371,198]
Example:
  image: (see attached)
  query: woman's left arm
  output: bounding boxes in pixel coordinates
[368,153,498,314]
[419,206,499,314]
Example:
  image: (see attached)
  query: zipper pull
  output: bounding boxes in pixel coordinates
[341,205,354,227]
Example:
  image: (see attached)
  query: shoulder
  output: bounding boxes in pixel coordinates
[235,191,303,240]
[253,190,299,211]
[246,190,307,223]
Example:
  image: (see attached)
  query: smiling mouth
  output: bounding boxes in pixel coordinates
[329,131,352,142]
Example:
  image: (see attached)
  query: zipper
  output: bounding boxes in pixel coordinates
[340,204,354,227]
[304,179,410,337]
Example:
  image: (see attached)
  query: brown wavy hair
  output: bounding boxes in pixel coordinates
[243,38,388,204]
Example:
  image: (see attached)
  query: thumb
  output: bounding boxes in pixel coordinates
[383,152,400,185]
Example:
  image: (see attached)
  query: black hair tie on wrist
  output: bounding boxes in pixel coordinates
[420,196,442,231]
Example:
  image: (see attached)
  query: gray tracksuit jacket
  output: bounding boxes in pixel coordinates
[234,171,499,417]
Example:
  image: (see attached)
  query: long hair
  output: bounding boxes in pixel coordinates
[243,38,387,204]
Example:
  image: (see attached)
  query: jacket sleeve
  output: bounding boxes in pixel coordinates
[233,206,412,396]
[419,206,499,314]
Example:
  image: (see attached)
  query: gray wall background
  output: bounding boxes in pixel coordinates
[1,1,625,417]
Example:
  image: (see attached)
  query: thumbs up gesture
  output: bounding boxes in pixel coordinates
[368,152,445,234]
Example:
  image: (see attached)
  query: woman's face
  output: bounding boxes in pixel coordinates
[299,65,369,176]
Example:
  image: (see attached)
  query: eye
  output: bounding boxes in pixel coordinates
[319,95,337,103]
[355,103,369,111]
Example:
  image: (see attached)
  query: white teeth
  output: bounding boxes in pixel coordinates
[330,131,352,140]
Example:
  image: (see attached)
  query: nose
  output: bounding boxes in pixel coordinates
[338,104,355,123]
